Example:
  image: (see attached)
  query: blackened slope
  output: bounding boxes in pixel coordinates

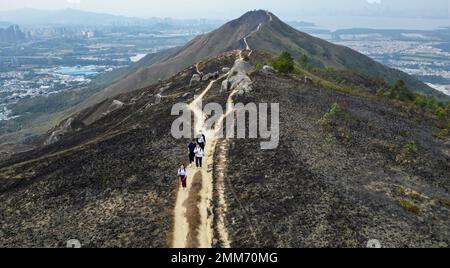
[0,53,237,248]
[247,12,448,100]
[223,71,449,247]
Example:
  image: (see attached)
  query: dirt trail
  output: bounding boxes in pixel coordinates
[172,51,247,248]
[243,11,272,55]
[172,68,233,248]
[266,10,273,22]
[243,23,261,52]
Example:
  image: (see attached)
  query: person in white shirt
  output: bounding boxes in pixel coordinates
[178,164,188,190]
[194,144,204,168]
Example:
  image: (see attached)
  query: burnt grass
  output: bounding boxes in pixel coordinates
[0,54,235,248]
[0,53,449,248]
[222,72,449,248]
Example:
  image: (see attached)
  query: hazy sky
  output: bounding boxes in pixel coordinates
[0,0,449,20]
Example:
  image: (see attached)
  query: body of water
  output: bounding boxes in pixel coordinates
[302,16,450,31]
[55,66,100,77]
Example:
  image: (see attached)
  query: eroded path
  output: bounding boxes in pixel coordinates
[172,78,218,248]
[172,49,254,248]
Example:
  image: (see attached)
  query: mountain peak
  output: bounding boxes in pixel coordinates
[235,9,274,26]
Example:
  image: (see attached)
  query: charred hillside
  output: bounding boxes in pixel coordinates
[220,65,449,247]
[1,48,449,247]
[0,52,238,247]
[0,10,449,248]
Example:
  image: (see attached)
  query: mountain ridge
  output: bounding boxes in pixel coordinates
[79,9,446,112]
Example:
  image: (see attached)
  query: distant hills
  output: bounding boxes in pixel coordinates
[0,8,222,27]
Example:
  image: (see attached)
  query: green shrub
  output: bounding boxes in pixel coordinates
[394,186,407,196]
[388,80,415,101]
[319,102,342,126]
[394,186,423,200]
[299,54,309,68]
[269,51,295,74]
[395,141,418,164]
[403,141,418,154]
[399,200,420,214]
[439,198,450,207]
[434,128,449,140]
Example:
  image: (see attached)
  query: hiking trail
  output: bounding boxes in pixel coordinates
[172,63,238,248]
[172,40,257,248]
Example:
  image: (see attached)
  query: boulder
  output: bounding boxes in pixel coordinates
[263,65,277,74]
[202,71,220,81]
[222,67,231,73]
[189,74,201,87]
[226,58,255,94]
[101,100,124,116]
[221,79,230,92]
[242,84,253,93]
[230,76,252,90]
[44,117,85,145]
[155,94,162,104]
[202,73,212,81]
[303,76,313,84]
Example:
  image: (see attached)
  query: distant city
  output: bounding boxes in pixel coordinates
[0,23,214,121]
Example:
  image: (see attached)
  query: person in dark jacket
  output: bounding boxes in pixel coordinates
[188,139,196,167]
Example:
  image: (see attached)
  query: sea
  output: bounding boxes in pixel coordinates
[301,16,450,31]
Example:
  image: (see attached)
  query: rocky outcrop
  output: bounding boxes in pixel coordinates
[102,100,124,117]
[263,65,277,74]
[221,79,230,92]
[202,71,219,81]
[44,117,85,146]
[43,98,126,146]
[303,76,313,84]
[227,58,255,95]
[189,74,201,87]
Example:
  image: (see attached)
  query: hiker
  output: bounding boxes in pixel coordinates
[188,139,196,167]
[194,144,204,168]
[197,130,206,150]
[178,164,188,190]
